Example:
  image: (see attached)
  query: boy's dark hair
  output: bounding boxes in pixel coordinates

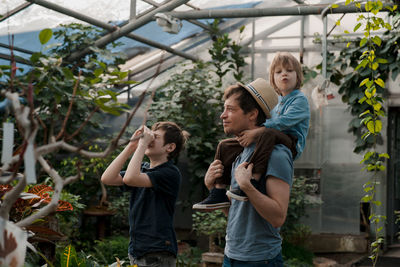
[152,121,189,160]
[223,84,266,126]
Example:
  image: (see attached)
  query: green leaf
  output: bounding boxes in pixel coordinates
[39,28,53,45]
[361,195,372,202]
[367,120,382,133]
[360,78,370,87]
[379,153,390,159]
[354,22,362,32]
[331,4,339,8]
[62,68,74,79]
[94,68,103,77]
[365,80,374,89]
[375,78,385,88]
[359,110,371,117]
[358,96,367,104]
[372,36,382,46]
[376,58,388,64]
[359,37,368,47]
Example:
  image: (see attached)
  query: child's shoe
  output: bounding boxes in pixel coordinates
[226,179,259,202]
[192,188,230,210]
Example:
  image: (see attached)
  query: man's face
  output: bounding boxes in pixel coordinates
[220,93,254,136]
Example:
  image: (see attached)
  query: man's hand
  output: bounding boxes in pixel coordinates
[234,162,253,190]
[204,160,224,190]
[237,127,263,147]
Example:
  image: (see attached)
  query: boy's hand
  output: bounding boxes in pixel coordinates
[130,127,144,143]
[139,126,154,147]
[127,127,144,153]
[237,127,263,147]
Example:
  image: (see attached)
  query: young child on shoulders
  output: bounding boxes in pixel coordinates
[193,52,310,210]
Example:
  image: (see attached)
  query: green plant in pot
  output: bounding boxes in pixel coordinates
[192,210,227,253]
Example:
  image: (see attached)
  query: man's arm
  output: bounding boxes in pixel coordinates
[235,162,290,228]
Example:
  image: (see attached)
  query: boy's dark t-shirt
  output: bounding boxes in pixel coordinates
[120,160,181,258]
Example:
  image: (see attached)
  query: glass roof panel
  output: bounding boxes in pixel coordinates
[0,0,27,14]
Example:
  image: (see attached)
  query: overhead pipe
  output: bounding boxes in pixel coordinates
[130,0,137,21]
[300,16,305,63]
[164,3,394,19]
[26,0,197,62]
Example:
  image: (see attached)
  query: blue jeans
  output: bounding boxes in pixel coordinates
[223,252,284,267]
[129,252,176,267]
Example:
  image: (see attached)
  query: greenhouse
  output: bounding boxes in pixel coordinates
[1,0,400,266]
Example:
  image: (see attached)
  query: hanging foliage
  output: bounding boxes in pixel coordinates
[327,1,398,265]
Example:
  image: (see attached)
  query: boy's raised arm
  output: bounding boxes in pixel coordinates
[101,129,141,186]
[123,126,153,187]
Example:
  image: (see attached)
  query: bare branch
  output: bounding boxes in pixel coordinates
[56,72,81,141]
[65,106,99,142]
[16,155,62,227]
[0,176,26,221]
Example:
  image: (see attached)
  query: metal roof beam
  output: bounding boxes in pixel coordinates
[164,3,394,19]
[26,0,197,62]
[242,16,301,47]
[141,0,212,31]
[67,0,191,61]
[0,53,31,65]
[0,43,34,55]
[0,2,33,23]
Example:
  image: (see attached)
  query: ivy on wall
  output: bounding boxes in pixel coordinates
[326,1,399,265]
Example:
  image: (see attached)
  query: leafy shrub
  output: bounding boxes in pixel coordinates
[89,236,130,265]
[177,246,203,267]
[283,240,314,267]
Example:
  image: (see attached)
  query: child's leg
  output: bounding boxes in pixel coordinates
[249,128,297,180]
[192,138,243,210]
[214,138,244,187]
[227,128,296,201]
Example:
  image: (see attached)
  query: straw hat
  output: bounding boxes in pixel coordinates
[238,78,278,118]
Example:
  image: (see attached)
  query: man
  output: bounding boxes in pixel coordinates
[204,79,294,266]
[101,122,188,267]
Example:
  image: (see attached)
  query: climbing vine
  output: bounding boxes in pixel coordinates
[327,1,399,265]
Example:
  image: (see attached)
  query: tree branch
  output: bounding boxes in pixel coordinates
[56,72,81,141]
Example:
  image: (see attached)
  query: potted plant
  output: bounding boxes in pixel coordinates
[192,210,227,265]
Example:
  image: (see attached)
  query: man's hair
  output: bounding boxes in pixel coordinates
[151,121,189,160]
[269,52,303,91]
[223,84,266,126]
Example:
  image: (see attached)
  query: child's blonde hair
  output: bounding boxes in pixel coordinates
[269,52,303,91]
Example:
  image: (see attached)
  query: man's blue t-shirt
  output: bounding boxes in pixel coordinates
[224,144,293,261]
[121,160,181,258]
